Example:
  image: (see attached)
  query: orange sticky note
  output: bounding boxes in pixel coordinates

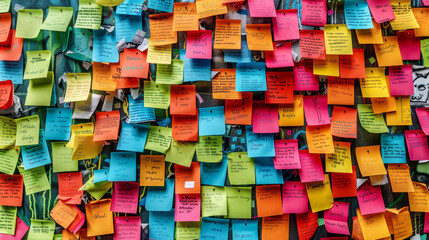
[256,185,283,217]
[63,229,78,240]
[50,200,78,229]
[388,164,414,193]
[408,182,429,212]
[120,48,149,78]
[172,112,199,141]
[385,96,412,126]
[85,199,114,237]
[356,19,383,44]
[357,208,391,240]
[373,36,403,67]
[214,19,241,50]
[0,174,23,207]
[196,0,227,19]
[299,30,326,60]
[0,13,11,43]
[339,49,366,79]
[170,85,197,116]
[390,207,413,239]
[306,125,335,154]
[173,3,199,32]
[262,214,290,240]
[265,72,293,104]
[92,62,116,92]
[331,106,357,138]
[93,110,120,141]
[58,172,83,205]
[0,30,23,61]
[412,8,429,37]
[212,69,242,100]
[112,53,139,89]
[246,24,274,51]
[296,211,318,240]
[149,13,177,46]
[327,77,354,106]
[0,80,13,110]
[175,162,200,194]
[331,166,357,198]
[278,95,304,127]
[140,155,165,186]
[356,145,387,177]
[225,92,253,125]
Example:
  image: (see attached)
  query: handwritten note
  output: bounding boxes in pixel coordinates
[324,25,353,55]
[111,181,139,214]
[344,1,373,29]
[245,24,273,51]
[201,185,227,217]
[301,0,327,26]
[265,42,294,68]
[273,140,300,169]
[356,145,387,176]
[41,6,73,32]
[175,194,201,222]
[85,199,114,237]
[212,69,241,100]
[172,3,198,31]
[58,172,83,205]
[149,13,176,46]
[273,9,299,41]
[0,174,23,207]
[282,181,308,214]
[140,155,165,186]
[367,0,395,23]
[299,30,326,60]
[357,104,389,133]
[74,0,102,30]
[373,36,403,67]
[357,180,386,215]
[15,115,39,146]
[324,202,350,235]
[404,130,429,161]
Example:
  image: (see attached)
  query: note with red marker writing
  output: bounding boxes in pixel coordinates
[303,95,330,126]
[404,130,429,160]
[357,180,386,215]
[324,201,350,235]
[273,140,300,170]
[282,181,308,214]
[175,194,201,222]
[272,10,299,41]
[186,30,212,59]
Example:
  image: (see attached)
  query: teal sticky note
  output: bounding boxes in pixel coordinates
[22,130,51,170]
[200,218,229,240]
[245,126,275,158]
[93,168,109,183]
[255,157,284,185]
[128,95,156,123]
[117,121,149,152]
[232,219,258,240]
[149,209,175,240]
[179,49,211,82]
[199,106,226,136]
[108,152,136,181]
[66,28,93,62]
[381,133,407,163]
[0,56,23,84]
[146,178,174,211]
[344,1,373,29]
[116,0,144,15]
[115,13,141,43]
[45,108,72,141]
[201,156,228,187]
[93,29,119,63]
[148,0,173,12]
[224,36,252,63]
[236,62,267,92]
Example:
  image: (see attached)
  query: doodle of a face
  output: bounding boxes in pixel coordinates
[411,75,429,103]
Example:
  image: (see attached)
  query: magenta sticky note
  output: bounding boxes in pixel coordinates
[111,181,139,214]
[265,42,294,68]
[357,180,386,215]
[424,0,429,6]
[273,139,301,169]
[405,130,429,161]
[416,108,429,135]
[294,60,319,91]
[367,0,395,23]
[298,150,325,183]
[113,216,141,240]
[272,9,300,41]
[175,194,201,222]
[301,0,327,26]
[388,65,414,96]
[0,217,29,240]
[397,30,421,61]
[324,201,350,235]
[252,101,279,133]
[247,0,276,17]
[282,181,308,214]
[303,95,330,126]
[425,212,429,233]
[186,30,212,59]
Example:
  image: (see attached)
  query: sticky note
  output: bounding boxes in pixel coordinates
[246,126,275,158]
[357,104,389,133]
[278,95,304,127]
[232,220,258,240]
[140,155,165,187]
[0,0,9,13]
[156,59,184,84]
[252,101,279,133]
[15,115,39,146]
[45,108,72,141]
[296,212,318,240]
[409,182,429,212]
[58,172,83,205]
[344,1,373,29]
[85,199,114,237]
[186,30,212,59]
[226,187,251,219]
[303,95,330,126]
[324,202,350,235]
[79,176,111,200]
[117,0,144,15]
[172,114,198,141]
[148,0,173,12]
[0,217,29,240]
[305,174,334,212]
[198,106,225,136]
[214,19,241,50]
[386,97,412,126]
[326,141,352,173]
[175,162,200,194]
[416,108,429,135]
[388,65,414,96]
[294,60,319,91]
[121,48,149,78]
[64,73,91,102]
[146,178,174,211]
[254,157,283,185]
[93,110,120,141]
[224,36,252,63]
[16,9,43,39]
[247,0,276,17]
[404,130,429,161]
[172,3,198,31]
[113,216,141,240]
[201,185,227,217]
[111,182,139,214]
[255,185,283,217]
[306,125,335,154]
[165,140,196,167]
[339,49,366,79]
[324,25,353,55]
[225,92,252,125]
[27,220,55,240]
[298,150,325,182]
[357,180,386,216]
[149,13,176,46]
[74,0,102,30]
[175,194,201,222]
[373,36,403,67]
[0,80,13,110]
[331,106,357,138]
[273,140,300,169]
[108,152,136,181]
[0,148,18,175]
[200,156,228,187]
[236,62,267,92]
[356,145,387,177]
[72,134,103,160]
[367,0,395,23]
[91,62,115,91]
[388,164,414,192]
[196,0,227,19]
[170,85,196,115]
[18,166,50,195]
[381,134,407,163]
[301,0,327,26]
[282,181,308,214]
[50,200,78,228]
[180,49,211,82]
[245,24,273,51]
[413,8,429,37]
[262,214,290,240]
[357,209,390,240]
[128,95,156,123]
[0,30,23,61]
[93,29,119,63]
[117,122,149,152]
[149,210,175,240]
[22,130,51,170]
[212,69,242,100]
[0,174,23,207]
[327,78,354,107]
[196,136,223,163]
[299,30,326,60]
[26,72,54,107]
[398,30,420,61]
[0,57,24,84]
[227,152,255,185]
[41,6,73,32]
[273,9,299,41]
[200,218,229,240]
[356,19,383,44]
[144,125,172,154]
[331,166,357,198]
[24,50,51,79]
[313,55,339,77]
[143,81,170,109]
[265,42,294,68]
[72,94,102,120]
[177,221,201,239]
[146,40,172,64]
[390,0,419,31]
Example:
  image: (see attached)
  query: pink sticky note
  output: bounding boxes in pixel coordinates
[397,30,421,61]
[186,30,212,59]
[111,182,139,214]
[424,212,429,233]
[282,181,308,214]
[301,0,327,27]
[272,10,300,41]
[175,194,201,222]
[0,217,29,240]
[424,0,429,6]
[388,65,414,96]
[298,150,325,183]
[303,95,330,126]
[113,216,141,240]
[416,108,429,135]
[247,0,276,17]
[405,130,429,161]
[357,180,386,215]
[265,42,294,68]
[252,101,279,133]
[294,60,319,91]
[367,0,395,23]
[69,205,85,234]
[273,139,301,169]
[324,202,350,235]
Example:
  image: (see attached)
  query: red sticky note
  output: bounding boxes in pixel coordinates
[58,172,83,205]
[172,112,199,141]
[298,150,325,183]
[265,42,294,68]
[0,30,23,61]
[388,65,414,96]
[416,108,429,135]
[175,194,201,222]
[0,174,23,207]
[68,205,85,234]
[367,0,395,23]
[282,181,308,214]
[296,211,319,240]
[0,13,11,43]
[300,30,326,60]
[331,166,357,198]
[225,92,253,125]
[0,80,14,110]
[339,49,366,79]
[294,60,319,91]
[170,85,197,116]
[357,180,386,215]
[0,217,29,240]
[111,182,139,214]
[120,48,149,78]
[301,0,327,26]
[273,139,300,169]
[252,101,279,133]
[404,130,429,161]
[93,110,121,141]
[186,30,212,59]
[265,72,294,104]
[397,30,421,60]
[272,10,299,41]
[113,216,141,240]
[175,162,200,194]
[303,95,330,126]
[324,201,350,235]
[247,0,276,17]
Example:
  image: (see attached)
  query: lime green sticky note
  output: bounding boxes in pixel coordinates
[96,0,125,6]
[51,142,78,173]
[41,6,73,32]
[79,176,112,200]
[0,206,17,235]
[165,139,196,167]
[28,219,55,240]
[24,50,51,79]
[156,59,184,85]
[53,234,63,240]
[227,152,255,185]
[0,116,16,149]
[0,0,10,13]
[196,136,223,163]
[201,186,227,217]
[144,126,173,154]
[0,148,19,175]
[357,104,389,134]
[18,166,50,195]
[368,57,376,64]
[74,0,102,30]
[226,187,251,219]
[15,115,40,146]
[26,72,54,107]
[143,81,171,109]
[16,9,43,39]
[177,222,201,240]
[422,39,429,67]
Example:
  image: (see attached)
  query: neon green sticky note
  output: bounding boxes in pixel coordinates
[201,186,227,217]
[79,176,112,200]
[0,116,16,149]
[26,72,54,107]
[177,222,201,240]
[18,166,50,195]
[368,57,376,64]
[41,6,73,32]
[358,104,389,134]
[422,38,429,67]
[0,206,17,235]
[16,9,43,39]
[196,136,223,163]
[226,187,251,219]
[0,148,19,175]
[156,59,184,85]
[74,0,102,30]
[144,126,173,154]
[24,50,51,79]
[0,0,10,13]
[15,116,40,146]
[143,81,171,109]
[227,152,255,185]
[28,219,55,240]
[165,139,196,167]
[51,142,78,173]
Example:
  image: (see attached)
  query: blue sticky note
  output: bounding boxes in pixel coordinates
[128,94,156,123]
[0,56,23,84]
[231,219,258,240]
[116,0,144,15]
[201,156,228,186]
[199,106,226,136]
[245,126,275,158]
[200,218,230,240]
[254,157,284,185]
[236,62,267,92]
[108,152,136,181]
[344,1,373,29]
[148,0,174,12]
[93,168,109,183]
[149,210,175,240]
[146,178,175,211]
[115,13,142,42]
[22,130,51,170]
[117,121,149,152]
[224,37,252,63]
[93,29,119,63]
[180,49,211,82]
[381,134,407,163]
[45,108,73,141]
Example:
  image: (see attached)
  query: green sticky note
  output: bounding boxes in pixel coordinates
[422,234,427,240]
[79,176,112,200]
[143,81,171,109]
[226,187,251,219]
[15,115,40,146]
[318,218,325,226]
[201,186,227,217]
[16,9,43,39]
[165,139,196,167]
[18,166,50,195]
[0,206,17,235]
[422,39,429,67]
[177,222,201,240]
[357,104,389,134]
[144,126,173,154]
[0,0,10,13]
[196,136,223,163]
[227,152,255,185]
[24,50,51,79]
[26,71,54,107]
[368,57,376,64]
[51,142,78,173]
[156,59,184,85]
[53,234,63,240]
[74,0,102,30]
[0,148,19,175]
[0,116,16,149]
[28,219,55,240]
[41,6,73,32]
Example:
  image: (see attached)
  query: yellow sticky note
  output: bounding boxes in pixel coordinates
[177,222,201,240]
[0,0,10,13]
[313,55,339,77]
[356,145,387,177]
[386,97,412,126]
[146,40,172,64]
[165,139,196,167]
[67,122,94,148]
[24,51,51,79]
[143,81,171,109]
[356,19,383,44]
[360,68,389,98]
[373,36,403,67]
[15,116,39,146]
[278,95,304,127]
[324,24,353,55]
[16,9,43,39]
[74,0,102,30]
[201,186,227,217]
[72,134,103,160]
[26,72,54,107]
[390,0,419,31]
[357,104,389,134]
[79,176,112,200]
[305,174,334,212]
[326,141,352,173]
[64,73,92,102]
[0,148,19,175]
[41,7,74,32]
[357,209,390,240]
[0,116,16,149]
